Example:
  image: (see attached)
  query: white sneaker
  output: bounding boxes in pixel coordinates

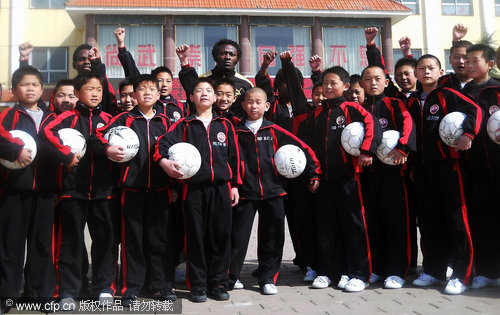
[344,278,368,292]
[303,267,318,282]
[444,278,467,295]
[99,292,114,306]
[337,275,350,289]
[59,297,76,311]
[312,276,332,289]
[446,266,453,279]
[233,279,244,289]
[413,273,442,287]
[384,276,405,289]
[262,283,277,295]
[471,275,496,289]
[370,273,383,284]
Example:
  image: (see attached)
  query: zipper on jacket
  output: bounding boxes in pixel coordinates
[147,119,151,190]
[89,111,93,199]
[254,133,264,199]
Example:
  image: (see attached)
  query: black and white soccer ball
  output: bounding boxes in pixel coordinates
[439,111,466,148]
[58,128,87,156]
[104,126,140,163]
[274,144,307,179]
[168,142,202,179]
[487,110,500,144]
[341,122,365,156]
[376,130,400,165]
[0,130,37,169]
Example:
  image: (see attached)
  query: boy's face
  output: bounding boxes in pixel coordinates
[466,50,493,81]
[344,82,365,105]
[156,72,173,98]
[449,47,468,77]
[311,86,324,108]
[322,73,349,100]
[74,78,103,108]
[215,44,238,72]
[54,85,77,113]
[119,85,137,112]
[12,74,43,107]
[189,82,216,111]
[215,83,237,111]
[243,90,270,121]
[134,81,159,108]
[360,67,389,97]
[73,49,91,73]
[394,64,417,92]
[416,58,443,87]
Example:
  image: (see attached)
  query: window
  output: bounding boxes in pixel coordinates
[444,49,453,73]
[496,0,500,16]
[393,49,422,62]
[31,47,68,84]
[251,26,311,76]
[323,27,380,76]
[442,0,472,16]
[30,0,66,9]
[176,25,238,75]
[395,0,419,14]
[99,25,163,78]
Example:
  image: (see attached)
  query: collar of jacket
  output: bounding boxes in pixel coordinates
[324,96,346,109]
[211,66,236,79]
[13,100,50,115]
[364,93,386,107]
[128,106,164,119]
[75,101,101,116]
[160,95,179,105]
[236,117,273,131]
[183,109,223,123]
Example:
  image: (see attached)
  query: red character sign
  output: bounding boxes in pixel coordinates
[105,44,121,67]
[187,44,202,67]
[137,44,156,67]
[258,45,277,67]
[287,45,305,67]
[330,45,347,66]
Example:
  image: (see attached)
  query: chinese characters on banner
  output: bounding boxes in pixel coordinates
[329,45,368,67]
[105,44,157,69]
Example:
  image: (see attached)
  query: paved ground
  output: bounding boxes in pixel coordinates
[8,215,500,314]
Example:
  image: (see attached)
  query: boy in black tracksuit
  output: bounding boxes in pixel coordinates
[94,74,175,304]
[0,66,55,312]
[311,66,382,292]
[229,87,321,294]
[43,72,117,308]
[155,78,240,303]
[408,55,481,294]
[359,66,416,289]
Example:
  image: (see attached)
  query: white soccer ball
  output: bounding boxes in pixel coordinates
[439,111,466,148]
[104,126,140,163]
[0,130,37,169]
[487,110,500,144]
[168,142,202,179]
[58,128,87,156]
[341,122,365,156]
[376,130,400,165]
[274,144,307,179]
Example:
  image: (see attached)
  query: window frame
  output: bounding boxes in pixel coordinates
[441,0,473,16]
[30,0,66,9]
[30,47,69,84]
[395,0,419,15]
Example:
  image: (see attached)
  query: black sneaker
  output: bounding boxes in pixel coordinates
[208,285,230,301]
[190,288,207,303]
[121,295,137,307]
[153,288,177,301]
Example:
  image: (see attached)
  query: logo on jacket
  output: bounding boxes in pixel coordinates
[379,118,388,128]
[430,104,439,114]
[173,111,181,121]
[489,105,499,115]
[336,115,345,125]
[217,132,226,143]
[97,123,104,129]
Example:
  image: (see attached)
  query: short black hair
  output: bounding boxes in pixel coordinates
[360,65,385,78]
[119,78,134,93]
[133,74,159,91]
[72,44,92,63]
[151,66,173,79]
[73,71,105,91]
[417,54,442,69]
[322,66,350,84]
[54,79,74,94]
[312,81,323,93]
[191,77,214,95]
[12,66,43,89]
[212,39,241,62]
[349,74,362,86]
[214,78,236,93]
[450,40,473,56]
[273,67,304,91]
[467,44,496,62]
[395,57,418,72]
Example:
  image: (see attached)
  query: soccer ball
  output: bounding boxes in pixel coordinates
[376,130,400,165]
[274,144,307,179]
[104,126,140,163]
[487,110,500,144]
[0,130,37,169]
[439,111,466,148]
[341,122,365,156]
[58,128,87,156]
[168,142,202,179]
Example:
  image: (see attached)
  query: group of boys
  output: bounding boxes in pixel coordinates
[1,22,499,313]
